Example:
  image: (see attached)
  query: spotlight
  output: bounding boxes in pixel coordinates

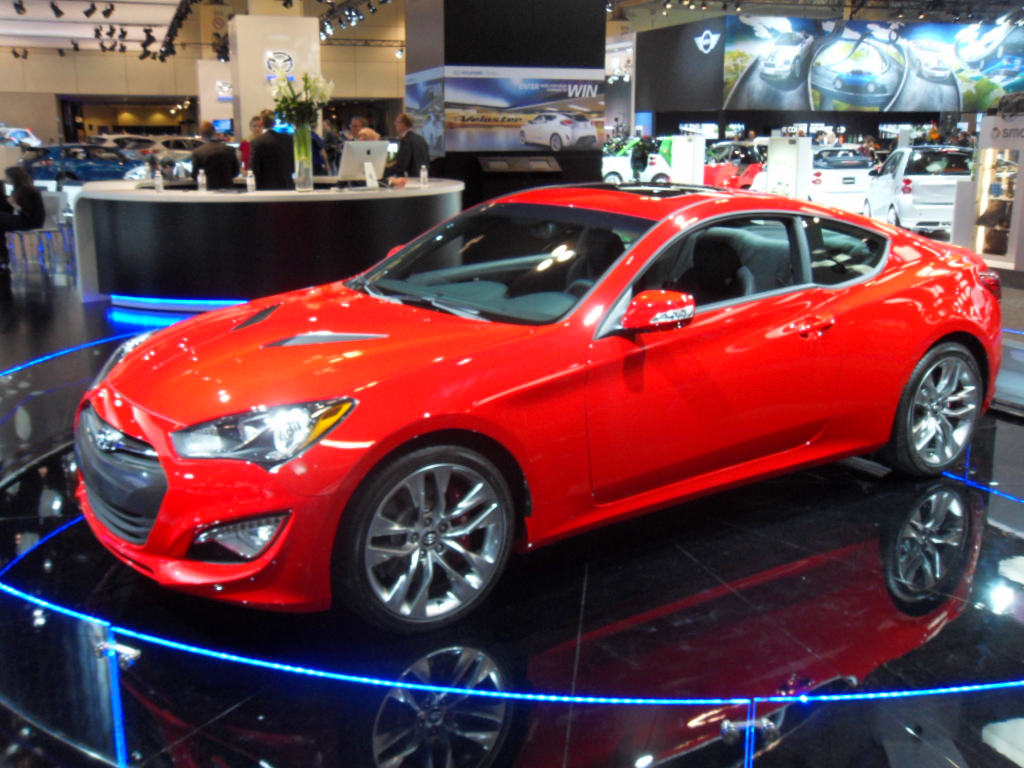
[356,8,364,20]
[84,1,96,15]
[606,0,612,11]
[396,46,403,58]
[721,1,727,8]
[12,49,20,59]
[101,2,113,16]
[94,25,101,38]
[663,0,671,7]
[71,39,79,50]
[50,2,64,17]
[107,24,115,36]
[918,10,925,18]
[701,0,706,9]
[367,0,375,12]
[118,42,124,52]
[118,26,126,39]
[58,48,65,56]
[21,48,27,58]
[12,0,25,14]
[282,0,292,7]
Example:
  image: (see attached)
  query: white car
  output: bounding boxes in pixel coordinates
[760,31,814,81]
[808,147,875,212]
[601,153,670,184]
[863,146,973,234]
[0,125,42,147]
[914,49,952,82]
[519,112,598,151]
[117,136,204,163]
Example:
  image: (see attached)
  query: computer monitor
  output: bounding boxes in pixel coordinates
[212,118,233,136]
[337,140,389,183]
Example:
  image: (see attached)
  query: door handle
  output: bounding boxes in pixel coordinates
[791,315,835,338]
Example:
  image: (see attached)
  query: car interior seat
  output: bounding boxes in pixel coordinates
[565,228,625,297]
[678,238,755,305]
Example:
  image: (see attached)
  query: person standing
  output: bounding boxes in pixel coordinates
[0,166,44,269]
[191,120,240,190]
[322,119,340,174]
[239,114,264,172]
[385,112,430,179]
[249,110,294,191]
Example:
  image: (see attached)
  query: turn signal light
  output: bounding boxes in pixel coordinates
[979,269,1001,302]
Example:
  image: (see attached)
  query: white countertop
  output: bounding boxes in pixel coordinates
[77,178,464,203]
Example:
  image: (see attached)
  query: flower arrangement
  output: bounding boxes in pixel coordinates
[270,69,334,127]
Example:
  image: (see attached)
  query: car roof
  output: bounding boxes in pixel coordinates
[490,183,761,222]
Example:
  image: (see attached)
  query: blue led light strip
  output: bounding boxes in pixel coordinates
[0,516,84,578]
[1005,328,1024,336]
[0,333,138,379]
[110,294,245,310]
[105,626,129,768]
[943,471,1024,507]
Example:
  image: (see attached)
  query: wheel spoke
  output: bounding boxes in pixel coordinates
[433,552,484,593]
[447,502,500,537]
[444,539,498,576]
[913,416,938,453]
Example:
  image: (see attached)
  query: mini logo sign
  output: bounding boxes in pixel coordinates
[694,29,721,54]
[266,51,294,73]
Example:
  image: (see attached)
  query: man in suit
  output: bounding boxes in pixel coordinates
[385,112,430,180]
[190,121,240,190]
[249,110,295,191]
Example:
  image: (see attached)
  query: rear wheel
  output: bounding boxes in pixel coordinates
[519,130,526,145]
[549,134,563,152]
[334,445,515,633]
[603,172,623,184]
[651,173,670,184]
[882,342,982,477]
[863,201,872,218]
[886,206,901,227]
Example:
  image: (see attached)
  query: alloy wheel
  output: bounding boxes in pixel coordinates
[891,489,967,600]
[909,356,979,467]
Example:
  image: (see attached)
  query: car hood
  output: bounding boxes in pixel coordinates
[103,283,536,427]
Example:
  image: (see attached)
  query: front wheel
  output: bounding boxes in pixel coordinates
[882,342,982,477]
[334,445,515,633]
[651,173,670,184]
[603,172,623,184]
[519,130,527,145]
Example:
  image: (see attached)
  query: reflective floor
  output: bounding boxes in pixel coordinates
[3,276,1024,766]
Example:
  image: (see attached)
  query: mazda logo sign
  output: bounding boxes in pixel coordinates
[266,51,294,73]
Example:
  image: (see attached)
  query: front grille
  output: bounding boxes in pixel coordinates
[75,405,167,545]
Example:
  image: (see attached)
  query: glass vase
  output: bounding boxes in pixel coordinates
[293,122,314,192]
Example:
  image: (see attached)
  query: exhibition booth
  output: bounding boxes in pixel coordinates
[7,0,1024,764]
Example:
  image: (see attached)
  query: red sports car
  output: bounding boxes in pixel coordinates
[74,182,1002,632]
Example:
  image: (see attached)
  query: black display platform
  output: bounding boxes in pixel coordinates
[4,335,1024,767]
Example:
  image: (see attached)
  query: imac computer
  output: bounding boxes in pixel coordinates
[337,141,389,184]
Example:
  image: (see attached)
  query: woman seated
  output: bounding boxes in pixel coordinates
[0,166,45,268]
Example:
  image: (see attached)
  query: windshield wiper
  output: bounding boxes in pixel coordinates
[358,281,489,321]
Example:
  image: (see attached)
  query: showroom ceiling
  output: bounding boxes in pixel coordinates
[0,0,179,52]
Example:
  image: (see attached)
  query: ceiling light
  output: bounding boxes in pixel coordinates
[84,1,96,15]
[101,2,113,17]
[12,0,25,14]
[50,2,64,17]
[367,0,375,11]
[395,46,403,58]
[918,10,925,18]
[701,0,706,8]
[606,0,613,10]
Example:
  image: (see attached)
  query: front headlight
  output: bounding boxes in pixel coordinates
[93,332,154,387]
[171,398,356,468]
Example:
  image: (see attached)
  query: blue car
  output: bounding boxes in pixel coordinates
[21,144,137,183]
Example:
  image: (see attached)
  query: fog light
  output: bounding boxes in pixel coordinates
[191,513,289,561]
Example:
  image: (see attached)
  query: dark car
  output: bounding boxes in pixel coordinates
[21,144,137,183]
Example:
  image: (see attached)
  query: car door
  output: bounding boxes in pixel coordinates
[585,214,842,504]
[866,148,903,219]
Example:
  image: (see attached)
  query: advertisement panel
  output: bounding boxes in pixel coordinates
[635,17,726,112]
[405,66,446,158]
[724,16,1014,113]
[442,66,604,152]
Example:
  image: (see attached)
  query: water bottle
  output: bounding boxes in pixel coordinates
[154,169,164,193]
[197,169,207,192]
[419,164,428,186]
[246,170,256,193]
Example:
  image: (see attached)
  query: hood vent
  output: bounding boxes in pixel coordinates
[233,304,282,331]
[265,332,388,348]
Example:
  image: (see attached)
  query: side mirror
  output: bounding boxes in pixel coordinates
[621,290,696,333]
[868,166,882,177]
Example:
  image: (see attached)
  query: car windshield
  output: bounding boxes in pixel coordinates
[775,32,805,46]
[905,150,973,175]
[124,140,155,150]
[88,148,126,161]
[352,203,655,325]
[22,148,49,161]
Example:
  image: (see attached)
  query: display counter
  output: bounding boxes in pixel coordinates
[74,179,464,309]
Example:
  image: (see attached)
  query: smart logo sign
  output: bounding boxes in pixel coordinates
[993,126,1024,140]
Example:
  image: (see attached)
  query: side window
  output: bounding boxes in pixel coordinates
[804,217,887,286]
[880,151,901,177]
[633,217,798,307]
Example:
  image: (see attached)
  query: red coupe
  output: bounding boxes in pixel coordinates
[74,182,1002,632]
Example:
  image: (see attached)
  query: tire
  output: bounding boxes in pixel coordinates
[519,130,526,145]
[886,206,901,227]
[881,342,982,477]
[791,55,801,78]
[549,133,563,152]
[651,173,669,184]
[863,201,872,218]
[603,172,623,184]
[334,445,515,633]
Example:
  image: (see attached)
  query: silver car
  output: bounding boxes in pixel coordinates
[863,146,973,234]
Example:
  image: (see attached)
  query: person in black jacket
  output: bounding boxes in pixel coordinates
[385,112,430,180]
[0,166,44,268]
[190,120,240,190]
[249,110,295,191]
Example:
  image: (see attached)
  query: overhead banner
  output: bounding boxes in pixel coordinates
[441,66,605,152]
[724,16,1015,113]
[635,17,726,112]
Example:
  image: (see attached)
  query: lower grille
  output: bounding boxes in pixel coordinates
[75,405,167,545]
